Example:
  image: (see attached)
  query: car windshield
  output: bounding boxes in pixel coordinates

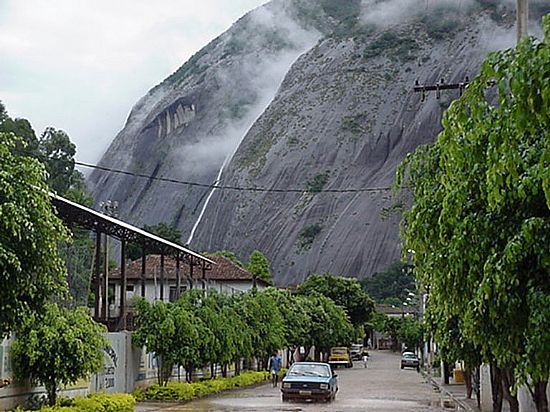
[332,349,347,354]
[288,364,331,377]
[403,353,416,359]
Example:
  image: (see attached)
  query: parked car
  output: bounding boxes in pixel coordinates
[328,346,353,368]
[401,351,420,371]
[281,362,338,402]
[349,343,363,360]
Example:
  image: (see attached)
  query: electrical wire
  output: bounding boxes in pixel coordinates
[75,161,393,194]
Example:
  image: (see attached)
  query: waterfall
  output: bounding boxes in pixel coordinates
[184,38,321,245]
[186,153,232,245]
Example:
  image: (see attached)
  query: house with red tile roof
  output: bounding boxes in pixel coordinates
[105,255,269,317]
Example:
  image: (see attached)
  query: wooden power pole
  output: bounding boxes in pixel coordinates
[516,0,529,44]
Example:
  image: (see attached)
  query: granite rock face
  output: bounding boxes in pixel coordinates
[89,0,547,285]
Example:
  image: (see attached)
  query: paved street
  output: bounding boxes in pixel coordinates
[138,351,462,411]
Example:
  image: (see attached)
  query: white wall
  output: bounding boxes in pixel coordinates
[479,364,550,412]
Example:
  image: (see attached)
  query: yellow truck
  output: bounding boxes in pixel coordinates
[328,347,353,368]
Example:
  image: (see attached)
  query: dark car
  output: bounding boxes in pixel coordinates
[281,362,338,402]
[401,352,420,371]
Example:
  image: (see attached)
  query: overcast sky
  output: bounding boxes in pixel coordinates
[0,0,269,163]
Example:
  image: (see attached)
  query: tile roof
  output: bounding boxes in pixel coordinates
[109,254,269,285]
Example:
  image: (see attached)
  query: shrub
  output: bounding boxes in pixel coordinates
[138,371,269,402]
[307,172,330,193]
[36,393,135,412]
[298,224,323,250]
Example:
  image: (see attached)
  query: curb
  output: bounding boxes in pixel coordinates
[421,370,478,412]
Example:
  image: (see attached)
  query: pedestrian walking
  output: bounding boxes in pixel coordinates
[362,351,369,368]
[268,351,282,387]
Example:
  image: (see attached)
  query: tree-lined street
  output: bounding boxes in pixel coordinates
[137,351,457,412]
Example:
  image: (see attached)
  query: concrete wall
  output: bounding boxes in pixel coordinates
[0,332,156,410]
[479,364,550,412]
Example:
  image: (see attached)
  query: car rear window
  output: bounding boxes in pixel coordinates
[288,364,330,377]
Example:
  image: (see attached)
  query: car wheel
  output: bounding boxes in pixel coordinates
[401,365,404,369]
[282,395,289,402]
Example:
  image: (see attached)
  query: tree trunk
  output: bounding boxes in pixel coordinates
[464,367,473,398]
[45,381,57,407]
[490,364,503,412]
[210,363,215,379]
[160,359,172,386]
[533,380,549,412]
[443,361,451,385]
[473,366,481,409]
[501,368,519,412]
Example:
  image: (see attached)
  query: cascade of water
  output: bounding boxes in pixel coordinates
[186,152,232,245]
[184,24,321,245]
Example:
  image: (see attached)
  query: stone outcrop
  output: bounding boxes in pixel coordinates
[88,0,548,285]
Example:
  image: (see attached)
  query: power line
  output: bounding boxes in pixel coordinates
[75,161,392,194]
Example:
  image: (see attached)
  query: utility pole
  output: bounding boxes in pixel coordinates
[99,200,118,320]
[516,0,529,44]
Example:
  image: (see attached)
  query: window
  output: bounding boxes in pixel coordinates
[169,286,187,302]
[126,284,134,292]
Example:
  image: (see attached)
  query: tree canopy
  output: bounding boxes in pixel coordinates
[361,261,415,305]
[11,303,107,405]
[0,132,69,338]
[298,273,374,326]
[127,222,183,260]
[246,250,273,284]
[0,101,89,201]
[396,15,549,409]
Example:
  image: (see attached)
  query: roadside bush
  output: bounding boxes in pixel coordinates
[137,371,269,402]
[34,393,135,411]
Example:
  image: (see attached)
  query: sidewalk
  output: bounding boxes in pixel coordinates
[422,371,480,412]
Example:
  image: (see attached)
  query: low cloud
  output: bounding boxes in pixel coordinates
[173,2,321,177]
[0,0,270,163]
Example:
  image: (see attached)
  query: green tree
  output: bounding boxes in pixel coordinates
[0,101,7,123]
[0,132,69,338]
[133,298,199,385]
[38,127,80,195]
[0,101,87,199]
[361,262,415,304]
[246,250,273,284]
[11,303,107,405]
[262,288,313,361]
[211,250,244,267]
[298,273,374,326]
[127,222,183,260]
[396,15,549,411]
[300,293,354,358]
[176,290,219,380]
[0,102,40,159]
[397,317,423,352]
[231,290,285,369]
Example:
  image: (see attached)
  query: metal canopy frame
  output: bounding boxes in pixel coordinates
[51,193,214,331]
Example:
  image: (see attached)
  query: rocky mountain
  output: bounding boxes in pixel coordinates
[88,0,549,285]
